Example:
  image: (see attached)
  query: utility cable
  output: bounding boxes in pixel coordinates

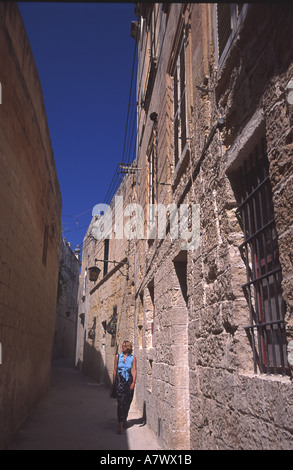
[63,38,138,246]
[121,41,137,164]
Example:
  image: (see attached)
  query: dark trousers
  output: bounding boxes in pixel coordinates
[116,373,134,423]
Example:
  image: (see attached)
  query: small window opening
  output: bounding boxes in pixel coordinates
[235,138,289,376]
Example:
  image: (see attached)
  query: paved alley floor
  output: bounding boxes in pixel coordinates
[6,358,162,451]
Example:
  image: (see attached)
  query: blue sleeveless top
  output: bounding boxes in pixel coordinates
[117,353,133,381]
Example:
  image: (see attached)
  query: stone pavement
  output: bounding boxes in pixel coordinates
[6,358,162,451]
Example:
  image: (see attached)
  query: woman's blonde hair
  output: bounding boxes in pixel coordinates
[123,340,133,354]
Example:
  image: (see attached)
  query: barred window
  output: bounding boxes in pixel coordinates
[216,4,248,68]
[235,139,289,376]
[217,3,232,58]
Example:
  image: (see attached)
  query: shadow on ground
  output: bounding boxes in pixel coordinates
[5,358,159,451]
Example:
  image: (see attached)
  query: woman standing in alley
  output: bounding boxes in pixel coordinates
[112,340,137,434]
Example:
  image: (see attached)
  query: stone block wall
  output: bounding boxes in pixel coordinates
[186,3,293,449]
[0,3,62,449]
[76,3,293,450]
[52,239,80,360]
[76,172,136,386]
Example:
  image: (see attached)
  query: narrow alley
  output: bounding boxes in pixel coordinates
[5,359,161,451]
[1,3,293,451]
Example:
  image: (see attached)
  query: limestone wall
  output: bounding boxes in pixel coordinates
[187,3,293,449]
[52,239,80,360]
[76,3,293,450]
[0,3,62,449]
[76,172,136,386]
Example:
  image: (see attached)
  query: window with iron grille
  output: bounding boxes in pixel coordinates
[235,139,289,376]
[216,3,248,68]
[172,34,187,169]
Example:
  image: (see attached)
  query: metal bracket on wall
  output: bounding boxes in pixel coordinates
[118,163,141,174]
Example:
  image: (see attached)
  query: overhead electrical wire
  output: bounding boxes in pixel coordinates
[103,39,138,205]
[63,38,138,242]
[122,40,137,165]
[64,7,175,255]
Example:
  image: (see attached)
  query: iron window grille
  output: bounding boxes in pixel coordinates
[235,139,289,376]
[215,3,248,70]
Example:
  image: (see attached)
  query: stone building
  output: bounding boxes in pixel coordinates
[0,3,62,449]
[52,239,80,360]
[75,172,137,385]
[76,3,293,449]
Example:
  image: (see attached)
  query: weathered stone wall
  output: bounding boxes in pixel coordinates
[0,3,62,449]
[131,4,195,449]
[133,3,293,450]
[187,3,293,449]
[76,3,293,450]
[52,239,80,360]
[76,171,136,386]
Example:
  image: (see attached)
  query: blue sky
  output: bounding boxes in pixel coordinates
[18,2,137,255]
